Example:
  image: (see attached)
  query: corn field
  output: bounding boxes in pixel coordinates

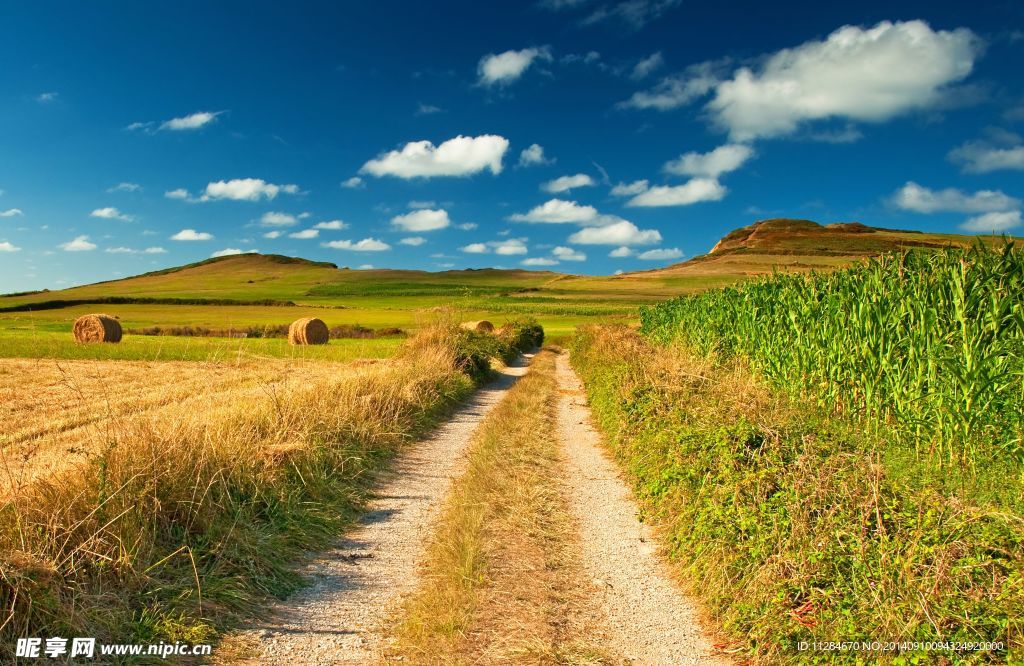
[640,243,1024,461]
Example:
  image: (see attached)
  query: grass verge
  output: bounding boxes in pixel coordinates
[391,349,608,664]
[570,325,1023,664]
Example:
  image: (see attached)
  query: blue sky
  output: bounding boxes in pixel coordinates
[0,0,1022,292]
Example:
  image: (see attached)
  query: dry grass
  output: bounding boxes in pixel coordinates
[0,326,479,659]
[390,349,611,664]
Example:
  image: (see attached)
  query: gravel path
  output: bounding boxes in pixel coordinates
[234,355,533,665]
[556,353,730,666]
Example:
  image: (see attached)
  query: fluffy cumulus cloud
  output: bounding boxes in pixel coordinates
[461,242,488,254]
[362,135,509,178]
[288,229,319,239]
[160,111,223,131]
[709,21,980,140]
[341,176,364,189]
[518,143,553,167]
[948,136,1024,173]
[171,229,214,241]
[314,219,348,230]
[263,231,282,239]
[105,246,167,255]
[620,61,723,111]
[477,46,552,86]
[164,188,190,200]
[461,239,529,255]
[0,208,23,217]
[961,211,1022,233]
[542,173,595,193]
[637,247,684,260]
[211,248,256,258]
[663,144,754,177]
[260,211,298,227]
[0,241,21,252]
[90,206,133,221]
[199,178,299,202]
[321,238,391,251]
[391,208,451,232]
[552,245,586,261]
[569,220,661,245]
[627,178,727,207]
[610,180,649,196]
[400,236,427,246]
[891,182,1020,214]
[609,246,634,257]
[509,198,599,224]
[60,235,97,251]
[522,257,559,266]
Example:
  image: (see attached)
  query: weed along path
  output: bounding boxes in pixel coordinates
[230,354,534,665]
[556,353,730,666]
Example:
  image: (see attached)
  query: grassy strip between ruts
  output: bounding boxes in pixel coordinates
[570,325,1023,665]
[0,320,541,663]
[390,349,610,664]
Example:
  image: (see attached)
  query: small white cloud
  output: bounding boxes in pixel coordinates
[144,246,167,254]
[457,222,478,230]
[627,178,727,207]
[663,144,754,177]
[477,46,552,86]
[519,143,554,167]
[542,173,595,193]
[198,178,299,202]
[416,102,444,115]
[493,239,528,255]
[107,182,142,193]
[165,188,191,200]
[620,61,723,111]
[357,264,375,270]
[400,236,427,246]
[391,208,451,232]
[461,242,489,254]
[637,247,684,260]
[160,111,223,131]
[948,140,1024,173]
[610,180,650,196]
[0,208,23,217]
[522,257,559,266]
[341,176,364,189]
[288,229,319,239]
[60,235,97,251]
[314,219,348,230]
[891,182,1020,213]
[90,206,133,221]
[960,210,1022,233]
[36,91,59,103]
[211,247,256,258]
[321,237,391,251]
[509,198,599,224]
[609,246,634,257]
[569,220,661,245]
[631,52,665,80]
[362,135,509,178]
[0,241,21,252]
[263,231,283,239]
[260,211,298,227]
[552,246,586,261]
[171,229,214,241]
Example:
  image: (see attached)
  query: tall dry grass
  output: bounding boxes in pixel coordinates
[0,325,480,657]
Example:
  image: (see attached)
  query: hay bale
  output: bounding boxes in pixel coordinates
[288,317,329,345]
[460,320,495,334]
[73,314,122,343]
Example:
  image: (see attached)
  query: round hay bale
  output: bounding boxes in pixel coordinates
[73,314,122,344]
[460,320,495,334]
[288,317,329,345]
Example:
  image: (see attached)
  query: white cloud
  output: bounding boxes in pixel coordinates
[171,229,213,241]
[457,222,478,231]
[708,21,980,140]
[400,236,427,246]
[948,140,1024,173]
[314,219,348,230]
[960,210,1022,233]
[341,176,364,189]
[144,246,167,254]
[90,207,133,221]
[60,235,97,251]
[519,143,553,167]
[416,102,444,115]
[637,247,684,260]
[193,178,299,202]
[631,52,665,80]
[288,229,319,239]
[552,246,586,261]
[477,46,552,86]
[663,144,754,177]
[627,178,727,207]
[160,111,223,131]
[362,135,509,178]
[542,173,595,193]
[107,182,141,193]
[0,241,20,252]
[321,238,391,251]
[263,231,283,239]
[260,211,298,227]
[522,257,559,266]
[609,246,634,257]
[461,242,489,254]
[610,180,650,196]
[165,188,190,200]
[211,248,256,258]
[620,61,723,110]
[493,239,528,255]
[104,246,166,254]
[891,182,1020,214]
[509,198,599,224]
[569,220,661,245]
[36,92,58,103]
[391,208,451,232]
[0,208,23,217]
